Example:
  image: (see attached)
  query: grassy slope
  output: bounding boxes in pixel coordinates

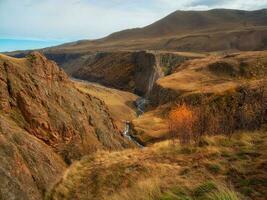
[74,81,138,131]
[157,51,267,93]
[46,129,267,200]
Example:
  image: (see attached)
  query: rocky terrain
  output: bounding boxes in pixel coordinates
[38,49,267,200]
[1,50,266,200]
[132,51,267,144]
[73,80,138,132]
[1,8,267,200]
[150,51,267,106]
[0,53,142,199]
[72,51,204,96]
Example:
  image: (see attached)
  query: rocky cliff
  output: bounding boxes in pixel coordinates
[72,51,203,96]
[149,51,267,106]
[0,52,134,199]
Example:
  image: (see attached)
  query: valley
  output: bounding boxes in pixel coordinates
[0,8,267,200]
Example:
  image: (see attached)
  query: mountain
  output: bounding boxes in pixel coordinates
[0,52,139,199]
[43,8,267,53]
[7,9,267,89]
[103,9,267,41]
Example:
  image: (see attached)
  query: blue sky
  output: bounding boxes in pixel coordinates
[1,0,267,52]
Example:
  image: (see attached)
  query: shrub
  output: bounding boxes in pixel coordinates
[205,163,221,174]
[208,188,240,200]
[193,182,240,200]
[168,104,196,145]
[193,181,217,197]
[168,81,266,145]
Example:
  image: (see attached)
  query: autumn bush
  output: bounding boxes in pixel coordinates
[168,103,196,145]
[168,81,266,145]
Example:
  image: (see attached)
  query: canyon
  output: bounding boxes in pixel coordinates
[1,8,267,200]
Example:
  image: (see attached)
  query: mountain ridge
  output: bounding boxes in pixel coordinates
[6,8,267,55]
[100,8,267,42]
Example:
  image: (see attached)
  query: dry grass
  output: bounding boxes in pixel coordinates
[157,51,267,94]
[103,178,162,200]
[74,80,138,131]
[133,51,267,145]
[131,105,169,144]
[47,129,267,200]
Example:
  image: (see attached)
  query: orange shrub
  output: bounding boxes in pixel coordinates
[168,82,266,145]
[168,104,196,145]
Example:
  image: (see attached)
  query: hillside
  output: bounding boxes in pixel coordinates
[73,80,139,131]
[132,51,267,144]
[46,9,267,52]
[1,50,266,200]
[46,130,267,200]
[103,9,267,41]
[0,53,141,199]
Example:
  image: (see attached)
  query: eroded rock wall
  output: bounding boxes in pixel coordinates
[72,51,200,96]
[0,53,129,162]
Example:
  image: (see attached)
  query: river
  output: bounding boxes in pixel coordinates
[71,77,145,148]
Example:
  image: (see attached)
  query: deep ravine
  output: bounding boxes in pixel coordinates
[71,77,145,148]
[122,97,149,148]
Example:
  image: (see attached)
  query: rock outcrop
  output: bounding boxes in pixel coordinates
[0,115,66,200]
[0,52,130,161]
[149,51,267,106]
[72,51,203,96]
[0,52,134,199]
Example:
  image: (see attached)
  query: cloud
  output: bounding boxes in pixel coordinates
[189,0,232,7]
[0,0,266,41]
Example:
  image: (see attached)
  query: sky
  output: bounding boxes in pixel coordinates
[1,0,267,52]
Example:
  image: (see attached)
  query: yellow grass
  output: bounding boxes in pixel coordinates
[74,81,138,131]
[46,129,267,200]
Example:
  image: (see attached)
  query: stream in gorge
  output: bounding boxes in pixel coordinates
[122,98,149,148]
[71,77,147,148]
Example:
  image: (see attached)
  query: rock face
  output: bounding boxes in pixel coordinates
[149,51,267,106]
[72,51,202,96]
[0,115,66,200]
[133,51,163,96]
[0,52,130,159]
[0,52,133,199]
